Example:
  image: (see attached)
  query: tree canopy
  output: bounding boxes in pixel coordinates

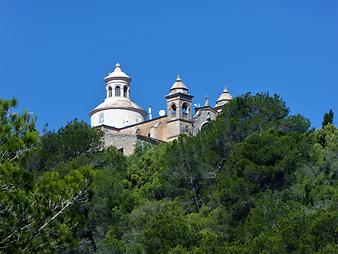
[0,94,337,253]
[322,109,334,128]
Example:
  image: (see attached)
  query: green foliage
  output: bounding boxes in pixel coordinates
[1,94,337,253]
[0,98,38,163]
[29,119,103,170]
[162,134,220,212]
[194,92,310,171]
[216,92,289,142]
[89,168,135,251]
[127,143,168,200]
[322,109,334,128]
[225,130,313,192]
[313,123,338,149]
[124,200,197,254]
[0,163,94,252]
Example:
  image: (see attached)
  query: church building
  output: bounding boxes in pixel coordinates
[89,64,232,155]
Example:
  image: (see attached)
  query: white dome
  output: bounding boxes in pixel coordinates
[92,97,145,112]
[90,97,147,128]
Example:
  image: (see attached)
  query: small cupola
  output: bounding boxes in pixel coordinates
[169,75,189,95]
[216,86,232,107]
[105,63,131,82]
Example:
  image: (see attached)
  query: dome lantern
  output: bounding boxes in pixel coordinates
[216,85,233,107]
[105,63,131,81]
[169,74,189,95]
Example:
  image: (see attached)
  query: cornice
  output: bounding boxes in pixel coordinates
[89,106,147,118]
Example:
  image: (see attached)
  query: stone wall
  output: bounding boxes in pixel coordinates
[102,132,138,155]
[192,107,218,135]
[118,116,168,141]
[102,128,161,155]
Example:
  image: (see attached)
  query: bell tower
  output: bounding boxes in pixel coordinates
[165,75,194,141]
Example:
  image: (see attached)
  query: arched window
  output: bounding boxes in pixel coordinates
[182,102,189,117]
[123,86,128,97]
[170,103,177,117]
[115,86,121,96]
[108,87,112,97]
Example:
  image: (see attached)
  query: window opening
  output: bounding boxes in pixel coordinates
[115,86,121,96]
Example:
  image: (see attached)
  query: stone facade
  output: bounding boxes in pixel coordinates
[100,127,161,155]
[90,64,233,155]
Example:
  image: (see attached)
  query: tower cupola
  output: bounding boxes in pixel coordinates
[169,75,189,95]
[215,85,232,107]
[104,63,131,99]
[105,63,130,81]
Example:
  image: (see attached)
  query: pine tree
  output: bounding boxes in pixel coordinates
[322,109,334,128]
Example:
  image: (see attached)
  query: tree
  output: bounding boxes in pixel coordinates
[2,95,337,253]
[159,93,311,213]
[313,123,337,148]
[216,92,290,143]
[87,163,133,253]
[0,99,96,252]
[163,135,219,212]
[29,119,103,170]
[322,109,334,128]
[197,93,309,169]
[123,200,197,254]
[0,98,38,163]
[0,162,94,252]
[127,143,168,200]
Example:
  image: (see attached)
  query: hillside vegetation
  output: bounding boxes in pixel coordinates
[0,94,337,253]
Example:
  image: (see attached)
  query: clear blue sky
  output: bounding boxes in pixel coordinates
[1,0,337,131]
